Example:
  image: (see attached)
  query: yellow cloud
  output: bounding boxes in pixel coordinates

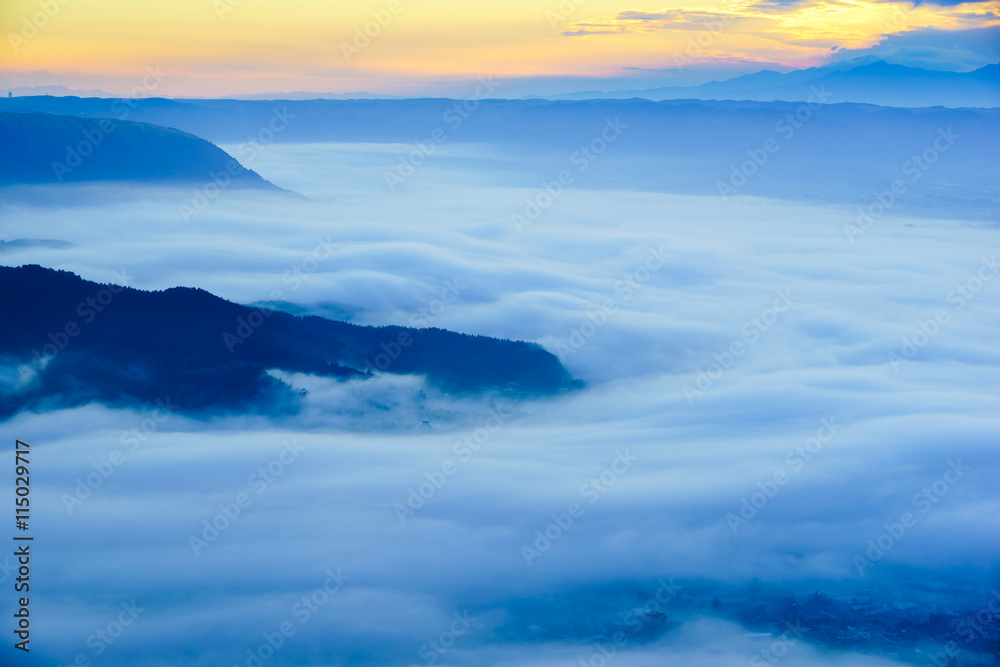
[0,0,997,95]
[562,0,1000,51]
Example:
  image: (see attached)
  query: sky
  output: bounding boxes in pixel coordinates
[1,0,999,97]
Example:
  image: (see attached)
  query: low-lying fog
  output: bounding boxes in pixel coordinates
[1,141,997,666]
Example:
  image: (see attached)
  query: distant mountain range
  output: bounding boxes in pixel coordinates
[3,84,116,98]
[1,85,402,100]
[224,91,404,100]
[6,59,994,107]
[538,60,1000,108]
[4,94,996,153]
[3,95,994,214]
[0,265,577,418]
[0,110,279,188]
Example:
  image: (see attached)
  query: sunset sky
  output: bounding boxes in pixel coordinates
[2,0,998,96]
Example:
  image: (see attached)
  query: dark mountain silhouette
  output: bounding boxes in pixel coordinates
[0,265,578,419]
[0,111,280,188]
[541,60,1000,108]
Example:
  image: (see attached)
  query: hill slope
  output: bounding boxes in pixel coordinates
[0,111,279,187]
[0,265,578,418]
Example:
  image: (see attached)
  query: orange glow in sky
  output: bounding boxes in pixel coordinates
[1,0,997,96]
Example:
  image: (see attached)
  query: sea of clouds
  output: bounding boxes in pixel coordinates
[0,139,997,666]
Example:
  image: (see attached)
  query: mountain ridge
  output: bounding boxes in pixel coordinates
[0,265,578,419]
[0,110,283,188]
[537,60,1000,107]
